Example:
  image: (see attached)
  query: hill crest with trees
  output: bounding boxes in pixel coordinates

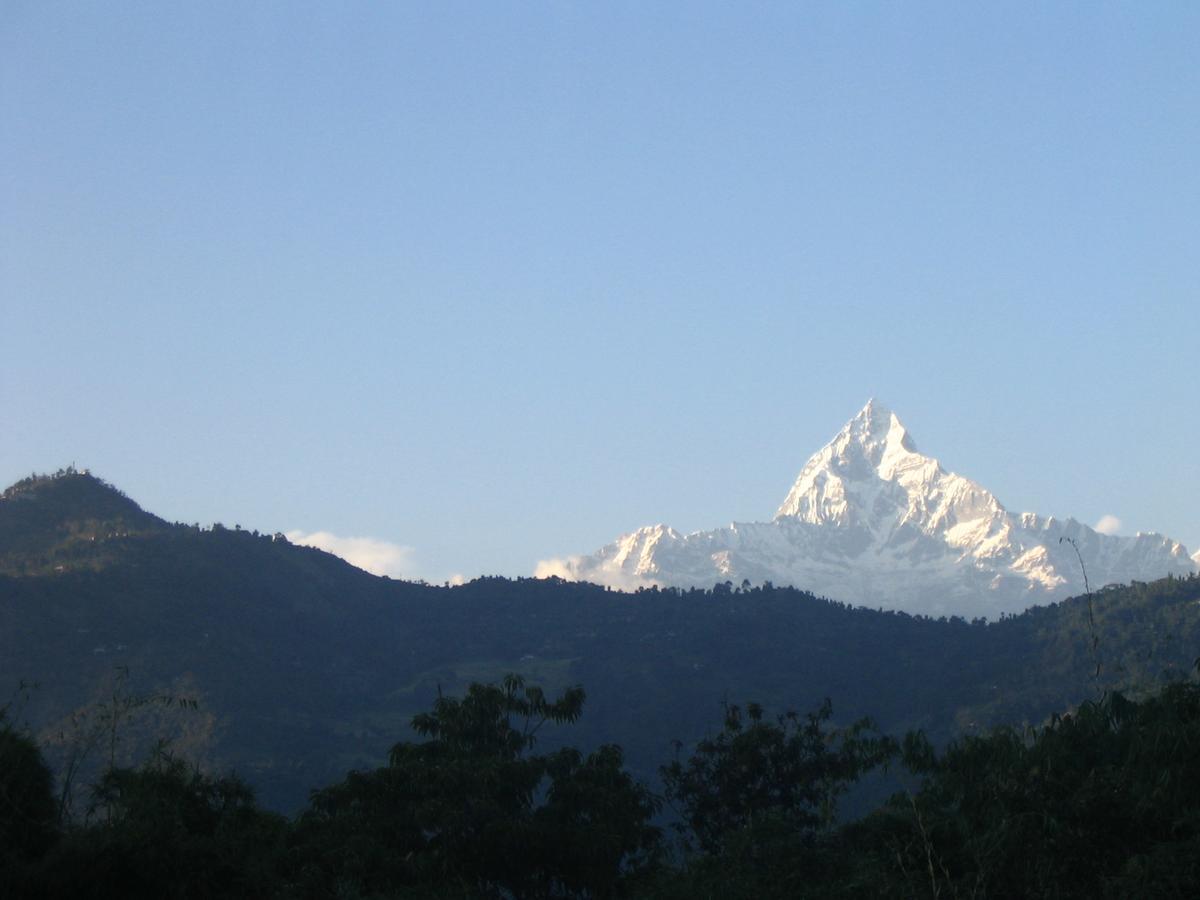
[3,469,1200,817]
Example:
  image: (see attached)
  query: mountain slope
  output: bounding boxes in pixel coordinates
[0,468,168,573]
[2,470,1200,815]
[544,401,1197,617]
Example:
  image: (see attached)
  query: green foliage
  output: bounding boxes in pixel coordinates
[536,744,663,898]
[658,699,895,899]
[408,674,585,757]
[7,668,1200,897]
[33,747,286,899]
[663,699,895,854]
[0,711,57,880]
[290,675,660,898]
[852,682,1200,897]
[44,666,202,825]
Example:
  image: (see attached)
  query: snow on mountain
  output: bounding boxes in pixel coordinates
[538,400,1198,618]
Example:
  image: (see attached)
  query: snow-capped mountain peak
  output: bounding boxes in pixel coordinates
[773,400,1003,546]
[775,399,927,523]
[539,402,1198,617]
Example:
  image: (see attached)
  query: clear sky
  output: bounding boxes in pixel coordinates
[3,3,1198,581]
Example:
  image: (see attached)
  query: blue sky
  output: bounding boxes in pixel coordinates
[3,3,1198,581]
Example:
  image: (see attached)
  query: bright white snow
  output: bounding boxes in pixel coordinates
[538,400,1198,618]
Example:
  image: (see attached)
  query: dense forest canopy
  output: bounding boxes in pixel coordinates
[6,670,1200,897]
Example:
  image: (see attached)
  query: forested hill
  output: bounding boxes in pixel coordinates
[0,468,167,568]
[2,470,1199,812]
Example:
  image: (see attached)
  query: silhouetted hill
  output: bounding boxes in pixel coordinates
[0,469,166,573]
[2,471,1198,812]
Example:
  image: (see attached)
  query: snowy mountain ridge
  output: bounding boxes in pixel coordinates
[537,401,1197,617]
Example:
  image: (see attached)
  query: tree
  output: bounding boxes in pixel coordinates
[658,699,895,898]
[0,714,57,877]
[33,746,286,899]
[292,675,660,898]
[663,699,895,856]
[862,682,1200,897]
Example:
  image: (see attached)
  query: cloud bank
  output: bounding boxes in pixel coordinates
[534,557,579,580]
[285,530,416,579]
[535,556,656,593]
[1093,514,1122,536]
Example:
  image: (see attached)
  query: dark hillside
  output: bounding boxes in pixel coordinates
[0,469,166,573]
[2,471,1198,811]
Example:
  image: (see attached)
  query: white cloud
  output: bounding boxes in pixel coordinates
[534,557,580,580]
[534,557,654,592]
[1094,514,1122,536]
[285,530,416,579]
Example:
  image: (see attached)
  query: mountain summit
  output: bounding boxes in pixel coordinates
[775,400,1012,555]
[0,468,166,568]
[776,398,951,523]
[539,402,1198,617]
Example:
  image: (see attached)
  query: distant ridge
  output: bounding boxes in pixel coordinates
[539,401,1198,617]
[1,466,1199,815]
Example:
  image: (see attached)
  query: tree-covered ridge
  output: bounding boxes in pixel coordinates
[6,673,1200,897]
[0,469,167,575]
[3,469,1200,814]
